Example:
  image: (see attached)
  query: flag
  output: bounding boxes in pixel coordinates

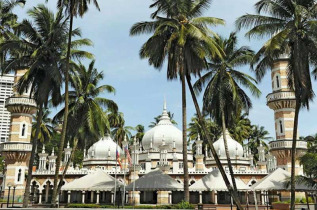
[116,149,122,169]
[124,145,132,166]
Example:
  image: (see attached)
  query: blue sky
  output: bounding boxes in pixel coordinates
[15,0,317,138]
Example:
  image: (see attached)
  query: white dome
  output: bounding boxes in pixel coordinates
[213,130,244,158]
[87,135,123,159]
[142,102,182,151]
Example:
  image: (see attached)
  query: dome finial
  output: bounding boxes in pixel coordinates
[51,147,55,156]
[163,96,167,111]
[67,141,70,148]
[42,145,46,154]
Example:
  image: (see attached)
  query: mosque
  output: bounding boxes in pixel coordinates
[0,56,311,207]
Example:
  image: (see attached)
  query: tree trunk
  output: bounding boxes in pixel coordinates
[23,105,43,207]
[186,74,244,210]
[290,99,300,210]
[221,111,238,192]
[181,72,189,202]
[51,2,73,207]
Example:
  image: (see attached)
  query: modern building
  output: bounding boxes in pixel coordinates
[0,74,14,143]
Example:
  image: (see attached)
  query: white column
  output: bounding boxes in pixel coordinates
[199,191,203,203]
[90,191,94,203]
[261,191,265,205]
[96,191,100,204]
[38,193,42,204]
[82,191,85,204]
[214,191,218,204]
[111,192,114,204]
[45,184,49,203]
[67,191,71,203]
[169,192,172,204]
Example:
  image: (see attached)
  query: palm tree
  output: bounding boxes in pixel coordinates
[0,5,69,207]
[248,125,270,163]
[236,1,317,208]
[0,0,25,42]
[53,60,117,191]
[110,112,134,147]
[135,124,145,143]
[32,109,54,144]
[130,0,224,201]
[49,0,100,205]
[194,32,260,201]
[149,111,177,128]
[188,114,221,142]
[229,113,252,144]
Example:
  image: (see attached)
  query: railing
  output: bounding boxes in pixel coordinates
[269,140,307,150]
[0,142,32,152]
[266,91,295,103]
[5,97,37,107]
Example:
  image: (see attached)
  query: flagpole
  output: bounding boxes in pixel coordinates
[122,136,128,208]
[132,138,136,208]
[114,139,118,208]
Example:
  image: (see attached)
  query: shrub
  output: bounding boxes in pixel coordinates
[66,203,101,208]
[175,201,195,209]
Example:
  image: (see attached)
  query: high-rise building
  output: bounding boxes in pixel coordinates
[0,74,14,142]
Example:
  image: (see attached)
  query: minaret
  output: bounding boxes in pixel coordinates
[38,146,48,171]
[195,134,205,171]
[0,69,37,200]
[267,55,307,174]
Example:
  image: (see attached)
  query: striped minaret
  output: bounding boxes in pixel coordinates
[267,55,307,175]
[0,69,37,202]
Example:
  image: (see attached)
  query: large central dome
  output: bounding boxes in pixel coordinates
[86,134,123,159]
[142,102,182,151]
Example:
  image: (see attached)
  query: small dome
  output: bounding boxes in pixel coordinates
[142,101,182,151]
[87,135,123,159]
[213,130,244,158]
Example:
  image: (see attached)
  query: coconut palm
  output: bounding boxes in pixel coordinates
[135,124,145,143]
[236,1,317,208]
[130,0,224,201]
[248,125,270,163]
[32,109,54,144]
[229,113,252,144]
[53,60,117,195]
[149,111,178,128]
[193,32,260,198]
[0,0,25,43]
[0,5,70,206]
[110,112,134,147]
[49,0,100,205]
[188,114,221,142]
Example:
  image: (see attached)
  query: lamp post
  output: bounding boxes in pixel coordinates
[12,185,16,208]
[7,182,12,208]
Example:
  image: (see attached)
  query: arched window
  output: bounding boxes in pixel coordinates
[21,124,26,137]
[17,169,22,182]
[279,120,283,134]
[276,75,280,88]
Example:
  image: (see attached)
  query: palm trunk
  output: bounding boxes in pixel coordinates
[51,2,73,207]
[221,111,238,192]
[186,74,243,210]
[290,99,300,210]
[22,105,43,207]
[57,139,78,193]
[181,72,189,202]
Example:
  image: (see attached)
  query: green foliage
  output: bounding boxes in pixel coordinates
[175,201,195,209]
[66,203,101,208]
[0,156,4,173]
[73,149,84,166]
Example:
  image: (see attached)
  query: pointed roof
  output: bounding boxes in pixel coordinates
[61,170,123,191]
[252,168,315,191]
[126,169,183,191]
[189,169,249,191]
